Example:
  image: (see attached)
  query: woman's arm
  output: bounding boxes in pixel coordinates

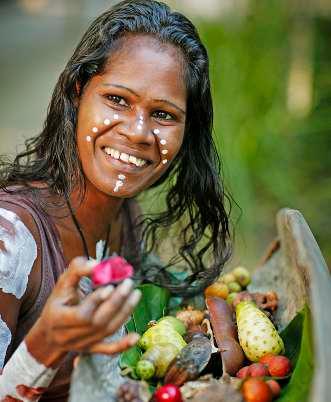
[0,207,141,401]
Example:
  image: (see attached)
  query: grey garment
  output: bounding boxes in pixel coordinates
[69,326,126,402]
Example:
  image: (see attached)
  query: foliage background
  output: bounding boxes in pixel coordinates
[0,0,330,268]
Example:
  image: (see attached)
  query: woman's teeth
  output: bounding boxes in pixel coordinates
[104,147,147,167]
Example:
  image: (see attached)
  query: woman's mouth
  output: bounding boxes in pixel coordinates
[102,146,149,167]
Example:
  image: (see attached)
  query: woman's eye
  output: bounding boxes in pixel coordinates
[152,110,174,121]
[108,95,128,106]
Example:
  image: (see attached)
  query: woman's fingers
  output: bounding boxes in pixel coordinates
[104,289,141,334]
[58,257,95,290]
[92,279,135,326]
[88,333,140,355]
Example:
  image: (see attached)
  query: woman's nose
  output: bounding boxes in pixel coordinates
[119,115,155,145]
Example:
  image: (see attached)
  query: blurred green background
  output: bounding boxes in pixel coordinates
[0,0,330,269]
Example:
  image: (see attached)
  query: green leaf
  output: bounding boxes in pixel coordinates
[277,305,314,402]
[119,284,170,370]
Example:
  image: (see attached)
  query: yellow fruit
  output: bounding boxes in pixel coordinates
[204,282,229,299]
[138,324,186,351]
[221,273,236,284]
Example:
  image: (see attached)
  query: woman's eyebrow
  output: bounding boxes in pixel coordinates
[102,83,186,115]
[153,98,186,115]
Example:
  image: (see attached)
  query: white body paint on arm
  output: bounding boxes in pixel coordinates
[0,208,37,299]
[0,315,11,369]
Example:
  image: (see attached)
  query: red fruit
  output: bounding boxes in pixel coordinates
[268,356,291,377]
[259,353,276,367]
[241,378,272,402]
[91,256,134,286]
[266,380,281,398]
[154,384,183,402]
[249,363,269,377]
[237,366,250,379]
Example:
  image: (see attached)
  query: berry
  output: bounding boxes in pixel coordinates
[228,281,242,293]
[236,366,250,379]
[91,256,134,285]
[153,384,183,402]
[221,273,236,284]
[136,360,155,380]
[227,292,239,306]
[266,380,281,398]
[259,353,275,367]
[241,378,272,402]
[249,363,269,377]
[268,356,291,377]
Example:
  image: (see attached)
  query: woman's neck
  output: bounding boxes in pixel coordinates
[69,181,125,243]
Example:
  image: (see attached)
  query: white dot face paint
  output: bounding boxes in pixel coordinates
[0,208,37,299]
[114,114,119,120]
[153,129,160,135]
[104,118,111,125]
[162,159,168,164]
[118,174,126,180]
[86,135,92,142]
[137,125,143,130]
[0,314,12,369]
[161,150,168,155]
[92,127,98,133]
[160,139,167,145]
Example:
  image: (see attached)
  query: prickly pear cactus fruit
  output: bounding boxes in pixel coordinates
[138,324,186,351]
[236,301,284,362]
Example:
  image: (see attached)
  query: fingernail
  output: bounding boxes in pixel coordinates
[118,278,134,295]
[99,285,114,299]
[128,289,142,306]
[129,333,140,345]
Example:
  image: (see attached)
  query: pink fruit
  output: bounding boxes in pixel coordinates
[237,366,250,379]
[259,353,275,368]
[153,384,183,402]
[91,256,134,286]
[241,378,272,402]
[249,363,269,377]
[266,380,281,398]
[268,356,291,377]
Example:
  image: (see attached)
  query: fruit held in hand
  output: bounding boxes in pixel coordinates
[266,380,281,398]
[259,353,275,367]
[241,378,272,402]
[153,384,183,402]
[236,301,284,362]
[233,266,251,287]
[91,256,134,285]
[268,355,291,377]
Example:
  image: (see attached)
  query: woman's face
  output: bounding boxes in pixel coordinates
[76,34,187,198]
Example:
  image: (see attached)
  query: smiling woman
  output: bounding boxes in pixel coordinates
[0,0,231,401]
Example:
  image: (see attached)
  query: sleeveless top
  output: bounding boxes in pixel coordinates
[0,188,142,401]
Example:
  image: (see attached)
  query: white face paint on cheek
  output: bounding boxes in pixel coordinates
[0,209,37,299]
[86,135,92,142]
[0,314,12,369]
[113,174,126,192]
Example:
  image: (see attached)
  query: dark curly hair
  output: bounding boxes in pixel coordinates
[0,0,231,296]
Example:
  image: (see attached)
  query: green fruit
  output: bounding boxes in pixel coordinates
[232,266,251,287]
[136,359,155,380]
[157,316,186,336]
[236,301,285,362]
[140,343,179,378]
[138,324,186,351]
[228,281,242,293]
[226,292,238,305]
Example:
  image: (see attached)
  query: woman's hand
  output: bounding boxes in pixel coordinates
[25,257,141,368]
